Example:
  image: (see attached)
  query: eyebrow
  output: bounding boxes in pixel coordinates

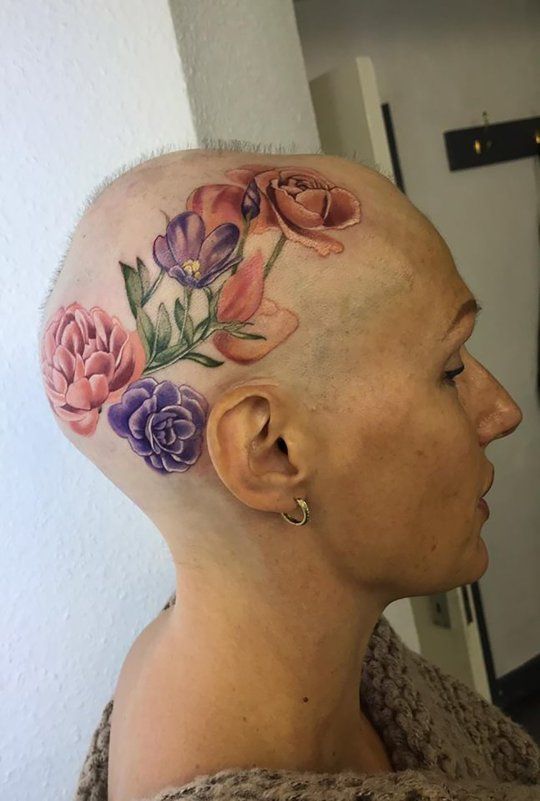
[442,297,482,340]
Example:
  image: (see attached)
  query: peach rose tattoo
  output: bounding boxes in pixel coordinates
[41,165,362,472]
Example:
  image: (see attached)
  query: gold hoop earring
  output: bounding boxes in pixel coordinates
[281,497,310,526]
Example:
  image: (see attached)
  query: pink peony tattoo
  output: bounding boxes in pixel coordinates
[41,303,145,435]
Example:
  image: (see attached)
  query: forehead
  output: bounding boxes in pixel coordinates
[316,163,473,355]
[356,205,471,350]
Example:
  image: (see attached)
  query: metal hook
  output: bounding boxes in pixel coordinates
[474,110,493,155]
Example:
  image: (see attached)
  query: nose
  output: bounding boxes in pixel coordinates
[476,367,523,447]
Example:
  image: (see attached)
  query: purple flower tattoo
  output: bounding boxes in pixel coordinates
[152,211,241,288]
[241,178,261,222]
[108,377,209,473]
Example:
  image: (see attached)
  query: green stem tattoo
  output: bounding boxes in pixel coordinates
[178,284,192,343]
[263,233,286,278]
[142,319,252,375]
[143,331,213,375]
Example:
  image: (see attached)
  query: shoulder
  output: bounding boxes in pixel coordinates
[108,606,234,801]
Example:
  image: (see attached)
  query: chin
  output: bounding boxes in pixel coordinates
[436,538,490,592]
[460,534,490,585]
[473,534,490,576]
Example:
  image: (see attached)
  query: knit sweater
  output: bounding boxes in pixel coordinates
[74,592,540,801]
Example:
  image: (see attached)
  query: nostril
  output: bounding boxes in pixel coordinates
[497,421,520,438]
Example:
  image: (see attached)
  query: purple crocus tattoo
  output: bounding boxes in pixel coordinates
[153,211,241,288]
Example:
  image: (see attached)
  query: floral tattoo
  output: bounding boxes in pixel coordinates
[41,165,362,473]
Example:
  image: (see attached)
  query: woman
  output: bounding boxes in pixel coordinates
[39,148,539,800]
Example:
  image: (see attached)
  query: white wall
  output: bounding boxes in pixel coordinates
[294,0,540,676]
[169,0,320,150]
[1,2,195,798]
[0,2,323,799]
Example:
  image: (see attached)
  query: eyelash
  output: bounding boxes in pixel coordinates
[443,364,465,386]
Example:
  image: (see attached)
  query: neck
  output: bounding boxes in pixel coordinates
[155,556,387,773]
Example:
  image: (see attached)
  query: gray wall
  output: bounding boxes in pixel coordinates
[295,0,540,677]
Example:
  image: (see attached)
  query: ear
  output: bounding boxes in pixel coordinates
[205,383,312,516]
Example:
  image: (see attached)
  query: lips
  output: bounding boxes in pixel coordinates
[479,466,495,499]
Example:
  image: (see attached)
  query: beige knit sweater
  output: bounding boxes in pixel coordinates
[74,592,540,801]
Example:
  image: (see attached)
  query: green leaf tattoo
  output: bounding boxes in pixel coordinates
[136,257,151,297]
[154,302,172,355]
[136,308,155,360]
[174,296,194,346]
[182,352,224,368]
[226,329,266,340]
[120,262,143,319]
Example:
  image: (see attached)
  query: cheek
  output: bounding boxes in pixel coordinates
[325,385,477,527]
[320,376,479,506]
[313,387,481,591]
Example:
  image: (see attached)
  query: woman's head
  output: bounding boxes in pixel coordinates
[39,148,522,608]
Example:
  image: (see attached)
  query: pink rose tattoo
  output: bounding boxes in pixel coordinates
[186,165,362,256]
[42,164,362,472]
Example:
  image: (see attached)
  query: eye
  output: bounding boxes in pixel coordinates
[444,364,465,386]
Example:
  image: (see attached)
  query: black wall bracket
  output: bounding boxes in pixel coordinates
[444,112,539,171]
